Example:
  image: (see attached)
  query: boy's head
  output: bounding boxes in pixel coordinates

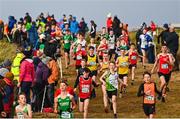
[18,93,26,105]
[60,79,68,91]
[77,43,82,51]
[130,43,136,50]
[109,61,115,69]
[89,46,94,54]
[143,71,151,83]
[81,59,86,67]
[83,67,91,78]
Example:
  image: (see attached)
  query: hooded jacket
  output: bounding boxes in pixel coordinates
[11,53,25,81]
[35,62,50,84]
[48,60,59,84]
[19,58,35,83]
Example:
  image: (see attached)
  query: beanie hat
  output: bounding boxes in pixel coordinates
[163,23,169,29]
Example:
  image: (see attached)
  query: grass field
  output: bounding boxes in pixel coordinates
[0,29,180,118]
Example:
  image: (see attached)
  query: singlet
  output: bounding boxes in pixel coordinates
[87,55,97,71]
[79,76,92,99]
[129,51,138,65]
[105,71,119,91]
[158,54,170,74]
[117,56,129,74]
[143,83,156,104]
[16,104,29,119]
[57,94,72,118]
[108,35,115,49]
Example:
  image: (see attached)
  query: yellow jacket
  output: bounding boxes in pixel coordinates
[11,53,25,81]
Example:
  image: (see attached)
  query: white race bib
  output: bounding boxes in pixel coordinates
[131,56,137,60]
[145,95,154,101]
[17,112,24,119]
[77,55,82,60]
[61,111,71,118]
[162,64,168,69]
[82,86,90,93]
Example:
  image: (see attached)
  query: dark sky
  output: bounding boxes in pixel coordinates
[0,0,180,30]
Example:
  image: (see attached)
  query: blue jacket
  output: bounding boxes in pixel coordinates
[70,20,79,34]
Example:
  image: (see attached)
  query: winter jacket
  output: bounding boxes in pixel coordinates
[28,24,38,47]
[35,62,50,84]
[48,60,59,84]
[11,53,25,81]
[19,58,35,83]
[165,31,179,53]
[70,20,79,34]
[106,17,113,29]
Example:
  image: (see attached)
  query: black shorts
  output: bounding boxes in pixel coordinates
[64,48,70,54]
[79,97,90,102]
[108,49,115,55]
[129,64,137,69]
[90,70,98,76]
[158,72,171,83]
[76,65,81,70]
[106,89,117,98]
[119,74,128,80]
[143,104,155,116]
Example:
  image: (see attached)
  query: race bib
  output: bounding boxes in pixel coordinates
[145,95,154,101]
[77,55,82,60]
[64,40,70,44]
[61,111,71,118]
[162,64,168,69]
[89,61,96,66]
[17,112,24,119]
[131,56,137,60]
[82,86,90,93]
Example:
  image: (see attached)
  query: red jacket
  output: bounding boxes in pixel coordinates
[106,18,112,29]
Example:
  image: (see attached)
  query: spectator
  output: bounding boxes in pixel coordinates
[164,26,179,71]
[90,20,97,38]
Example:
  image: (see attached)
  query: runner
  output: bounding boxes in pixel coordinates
[62,29,73,69]
[151,44,174,102]
[137,71,161,119]
[54,80,76,118]
[99,52,109,73]
[97,37,108,62]
[100,61,119,118]
[108,29,116,60]
[73,43,87,74]
[128,43,142,85]
[15,93,32,118]
[73,68,99,118]
[116,48,129,98]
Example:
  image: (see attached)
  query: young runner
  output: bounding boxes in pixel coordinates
[100,61,119,118]
[15,93,32,118]
[151,44,174,102]
[137,72,161,119]
[108,29,116,60]
[62,29,73,68]
[116,48,129,98]
[97,37,108,62]
[74,68,99,118]
[54,80,76,118]
[73,44,87,74]
[128,43,142,85]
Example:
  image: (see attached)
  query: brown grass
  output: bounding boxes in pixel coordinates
[0,30,180,118]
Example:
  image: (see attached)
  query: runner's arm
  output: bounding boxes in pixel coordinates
[137,83,145,97]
